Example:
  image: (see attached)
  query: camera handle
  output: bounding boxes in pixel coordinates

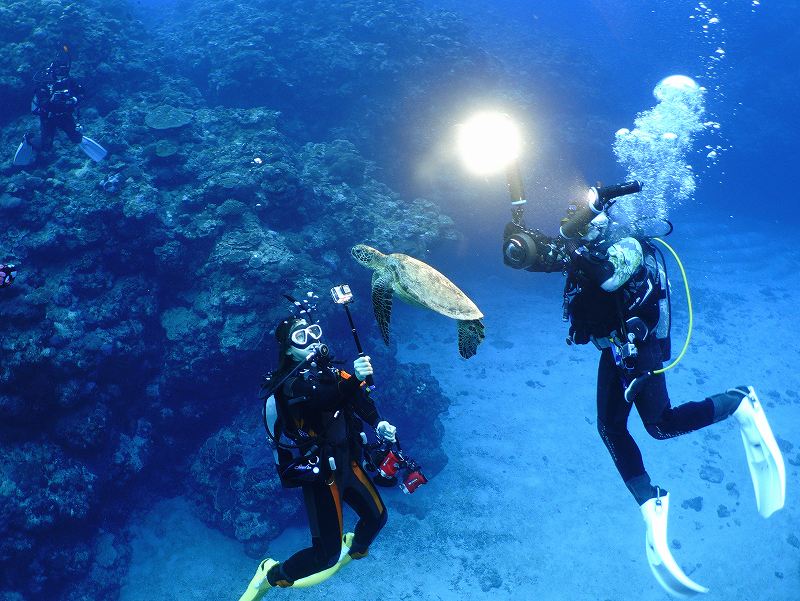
[341,301,375,392]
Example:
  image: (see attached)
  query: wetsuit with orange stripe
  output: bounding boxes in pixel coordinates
[274,359,387,582]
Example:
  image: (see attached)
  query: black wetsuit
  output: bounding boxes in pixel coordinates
[274,358,387,581]
[525,231,739,504]
[595,337,717,501]
[30,78,84,151]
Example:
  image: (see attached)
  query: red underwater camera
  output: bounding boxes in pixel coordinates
[364,438,428,495]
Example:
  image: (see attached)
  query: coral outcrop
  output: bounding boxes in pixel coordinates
[0,2,460,598]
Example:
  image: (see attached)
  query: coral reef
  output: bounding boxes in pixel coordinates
[153,0,498,168]
[0,2,464,598]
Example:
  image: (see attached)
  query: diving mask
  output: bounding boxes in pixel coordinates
[290,324,323,348]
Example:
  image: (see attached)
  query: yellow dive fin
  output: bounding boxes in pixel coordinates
[238,533,355,599]
[238,558,279,601]
[292,532,355,588]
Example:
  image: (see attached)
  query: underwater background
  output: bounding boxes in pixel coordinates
[0,1,797,600]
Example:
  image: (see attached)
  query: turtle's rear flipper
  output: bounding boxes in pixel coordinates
[457,319,485,359]
[371,271,394,345]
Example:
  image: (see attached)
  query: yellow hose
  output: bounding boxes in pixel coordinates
[650,237,692,375]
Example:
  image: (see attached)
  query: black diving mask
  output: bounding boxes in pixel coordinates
[290,324,323,348]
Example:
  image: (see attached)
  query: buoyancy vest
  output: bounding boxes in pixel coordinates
[568,238,671,361]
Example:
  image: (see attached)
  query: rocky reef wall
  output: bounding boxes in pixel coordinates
[0,1,467,599]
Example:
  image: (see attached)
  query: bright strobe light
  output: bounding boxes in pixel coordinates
[456,112,522,176]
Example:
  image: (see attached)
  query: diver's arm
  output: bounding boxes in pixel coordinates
[71,80,85,99]
[31,90,43,115]
[69,80,83,111]
[349,383,381,428]
[569,237,643,291]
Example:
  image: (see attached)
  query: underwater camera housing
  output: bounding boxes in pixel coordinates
[35,43,72,83]
[502,180,642,270]
[361,436,428,494]
[503,222,544,270]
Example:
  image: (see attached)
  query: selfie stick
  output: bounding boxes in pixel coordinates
[331,284,375,392]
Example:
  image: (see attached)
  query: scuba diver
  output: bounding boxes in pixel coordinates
[502,176,785,596]
[1,263,17,289]
[13,44,107,167]
[239,296,397,601]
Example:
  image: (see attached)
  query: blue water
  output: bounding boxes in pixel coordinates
[1,1,797,600]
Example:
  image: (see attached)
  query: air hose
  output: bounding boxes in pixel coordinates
[650,237,692,375]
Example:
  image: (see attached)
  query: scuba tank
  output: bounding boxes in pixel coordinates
[641,240,672,362]
[261,344,336,488]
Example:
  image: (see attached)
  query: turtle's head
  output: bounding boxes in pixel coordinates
[351,244,386,269]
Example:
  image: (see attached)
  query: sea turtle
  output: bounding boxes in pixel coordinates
[351,244,485,359]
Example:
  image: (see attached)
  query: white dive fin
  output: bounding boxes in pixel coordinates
[78,136,108,162]
[641,493,709,598]
[13,137,35,166]
[732,386,786,518]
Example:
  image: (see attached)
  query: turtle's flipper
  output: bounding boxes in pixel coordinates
[371,271,394,345]
[457,319,485,359]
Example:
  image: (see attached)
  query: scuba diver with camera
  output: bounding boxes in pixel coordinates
[13,44,107,167]
[239,292,408,600]
[502,172,786,596]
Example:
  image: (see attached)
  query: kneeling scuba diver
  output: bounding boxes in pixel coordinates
[501,172,786,597]
[13,43,107,167]
[239,290,426,600]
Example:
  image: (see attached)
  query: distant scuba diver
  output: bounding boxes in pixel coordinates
[501,176,785,596]
[239,294,398,600]
[13,44,107,167]
[1,263,17,288]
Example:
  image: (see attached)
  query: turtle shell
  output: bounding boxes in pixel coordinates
[386,253,483,320]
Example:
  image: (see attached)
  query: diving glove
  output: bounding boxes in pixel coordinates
[353,355,373,381]
[376,420,397,443]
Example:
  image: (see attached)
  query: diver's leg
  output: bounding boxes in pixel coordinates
[275,480,344,584]
[628,338,714,439]
[596,349,658,504]
[636,372,716,440]
[342,460,387,558]
[61,114,84,144]
[34,116,55,152]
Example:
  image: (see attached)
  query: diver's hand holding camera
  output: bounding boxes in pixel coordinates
[375,420,397,443]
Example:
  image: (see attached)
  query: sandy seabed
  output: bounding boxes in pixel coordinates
[120,220,800,601]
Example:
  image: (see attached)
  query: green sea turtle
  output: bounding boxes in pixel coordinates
[351,244,485,359]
